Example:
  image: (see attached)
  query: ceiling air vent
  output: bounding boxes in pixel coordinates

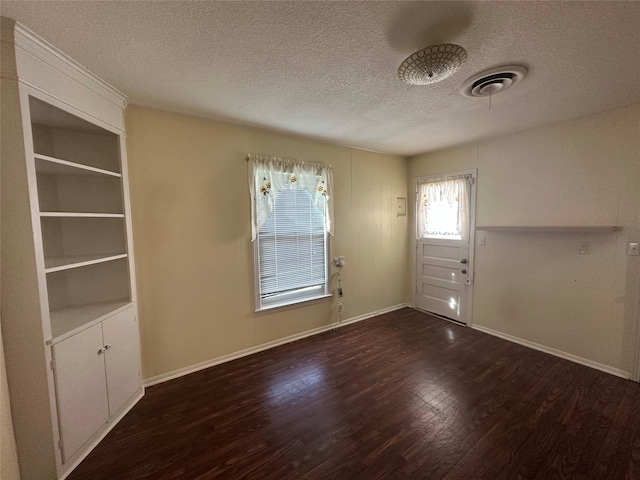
[461,65,527,97]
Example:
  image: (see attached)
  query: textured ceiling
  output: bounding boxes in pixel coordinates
[2,1,639,156]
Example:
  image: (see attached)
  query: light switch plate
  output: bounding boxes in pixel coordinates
[628,242,640,256]
[579,242,590,254]
[396,197,406,217]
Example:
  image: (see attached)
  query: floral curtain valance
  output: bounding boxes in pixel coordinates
[417,176,470,240]
[247,154,334,241]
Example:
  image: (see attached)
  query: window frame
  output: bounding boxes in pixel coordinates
[253,190,331,312]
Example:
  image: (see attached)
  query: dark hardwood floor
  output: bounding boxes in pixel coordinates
[68,308,640,479]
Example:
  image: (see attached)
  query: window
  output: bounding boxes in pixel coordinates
[258,186,327,307]
[417,176,470,240]
[248,155,334,310]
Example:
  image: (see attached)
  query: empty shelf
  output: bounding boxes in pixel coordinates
[40,212,124,218]
[49,300,133,344]
[35,153,121,177]
[45,254,127,273]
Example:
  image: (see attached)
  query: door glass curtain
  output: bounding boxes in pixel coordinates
[417,175,471,240]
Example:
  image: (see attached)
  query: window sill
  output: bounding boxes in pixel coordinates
[255,293,333,315]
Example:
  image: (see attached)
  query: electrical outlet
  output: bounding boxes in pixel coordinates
[628,242,640,256]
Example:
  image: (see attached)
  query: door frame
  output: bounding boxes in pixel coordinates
[413,169,478,326]
[633,299,640,382]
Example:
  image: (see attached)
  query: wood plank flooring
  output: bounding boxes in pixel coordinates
[68,308,640,479]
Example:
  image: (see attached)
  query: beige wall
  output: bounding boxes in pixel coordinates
[126,106,409,380]
[2,19,25,476]
[1,326,21,480]
[409,104,640,374]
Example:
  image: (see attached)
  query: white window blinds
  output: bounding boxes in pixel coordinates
[258,187,327,299]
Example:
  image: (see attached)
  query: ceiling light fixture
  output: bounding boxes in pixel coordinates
[398,44,467,85]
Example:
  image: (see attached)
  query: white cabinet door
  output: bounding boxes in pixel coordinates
[52,323,109,462]
[102,308,142,415]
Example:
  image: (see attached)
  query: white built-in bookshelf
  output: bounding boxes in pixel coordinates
[1,18,143,479]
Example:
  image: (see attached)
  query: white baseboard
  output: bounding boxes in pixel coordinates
[471,324,630,379]
[144,303,410,387]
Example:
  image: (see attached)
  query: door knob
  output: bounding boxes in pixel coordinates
[461,269,467,274]
[460,258,468,264]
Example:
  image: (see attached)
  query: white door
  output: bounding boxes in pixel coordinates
[415,171,476,324]
[102,308,142,415]
[52,323,109,462]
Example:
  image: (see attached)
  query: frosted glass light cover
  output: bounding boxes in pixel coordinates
[398,44,467,85]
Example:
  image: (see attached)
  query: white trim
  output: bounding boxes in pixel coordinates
[20,81,125,134]
[144,303,410,387]
[471,324,630,379]
[13,21,127,108]
[57,388,144,480]
[255,293,332,314]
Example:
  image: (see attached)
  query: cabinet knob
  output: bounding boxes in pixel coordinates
[105,344,112,350]
[97,347,106,355]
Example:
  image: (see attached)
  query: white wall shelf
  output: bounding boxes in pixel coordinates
[49,301,134,344]
[476,225,621,233]
[45,253,128,273]
[40,212,125,218]
[35,153,121,177]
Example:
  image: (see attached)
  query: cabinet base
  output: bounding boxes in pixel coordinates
[58,387,144,480]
